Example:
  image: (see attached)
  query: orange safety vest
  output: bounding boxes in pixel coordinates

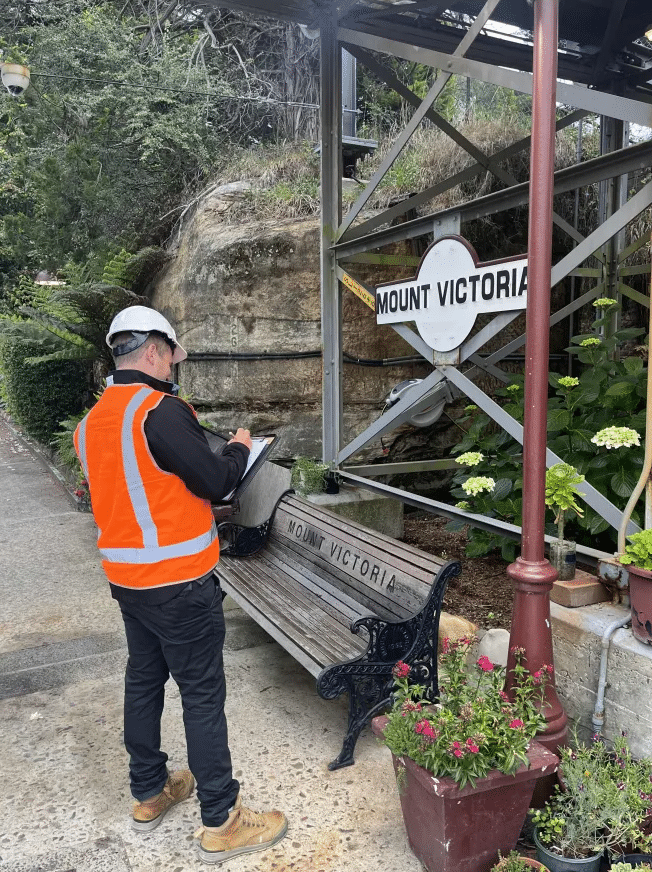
[73,382,220,590]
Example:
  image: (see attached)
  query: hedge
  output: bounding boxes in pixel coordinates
[0,337,89,444]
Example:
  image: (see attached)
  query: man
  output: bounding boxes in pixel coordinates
[74,305,287,864]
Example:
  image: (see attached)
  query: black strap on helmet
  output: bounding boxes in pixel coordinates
[110,331,149,357]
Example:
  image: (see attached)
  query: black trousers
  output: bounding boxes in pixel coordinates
[118,577,240,827]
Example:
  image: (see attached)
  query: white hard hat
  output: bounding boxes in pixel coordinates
[106,305,187,364]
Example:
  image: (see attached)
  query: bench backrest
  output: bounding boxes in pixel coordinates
[270,495,447,622]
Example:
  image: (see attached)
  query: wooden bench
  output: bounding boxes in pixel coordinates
[214,492,462,770]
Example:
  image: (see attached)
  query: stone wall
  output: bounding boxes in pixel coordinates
[150,209,430,461]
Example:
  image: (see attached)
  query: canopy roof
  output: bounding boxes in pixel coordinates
[214,1,652,101]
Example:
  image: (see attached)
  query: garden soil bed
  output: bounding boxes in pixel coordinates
[402,515,514,631]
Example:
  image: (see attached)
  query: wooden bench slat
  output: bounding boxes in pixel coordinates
[282,496,446,572]
[271,514,436,619]
[217,557,367,667]
[260,543,377,623]
[265,533,413,622]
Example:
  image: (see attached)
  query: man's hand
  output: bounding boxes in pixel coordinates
[228,428,252,450]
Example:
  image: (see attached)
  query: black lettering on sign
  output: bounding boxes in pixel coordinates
[360,559,369,576]
[370,565,380,583]
[496,270,510,300]
[421,283,430,307]
[455,277,467,304]
[481,272,494,301]
[409,286,420,310]
[469,274,480,303]
[519,266,528,296]
[389,290,398,312]
[377,292,388,315]
[437,281,448,307]
[387,575,396,592]
[288,520,295,534]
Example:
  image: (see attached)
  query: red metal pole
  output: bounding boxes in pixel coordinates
[506,0,568,752]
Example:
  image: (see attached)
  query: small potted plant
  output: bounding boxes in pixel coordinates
[491,850,550,871]
[371,638,559,872]
[290,456,329,496]
[619,529,652,646]
[545,462,585,580]
[532,733,652,872]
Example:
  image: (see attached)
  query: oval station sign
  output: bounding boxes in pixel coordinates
[375,236,528,352]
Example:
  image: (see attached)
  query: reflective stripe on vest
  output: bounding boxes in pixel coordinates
[76,413,89,480]
[92,385,216,566]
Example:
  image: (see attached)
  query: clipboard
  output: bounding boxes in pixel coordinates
[201,426,277,512]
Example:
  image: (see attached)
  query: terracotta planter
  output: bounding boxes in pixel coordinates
[372,716,559,872]
[494,856,550,871]
[627,564,652,645]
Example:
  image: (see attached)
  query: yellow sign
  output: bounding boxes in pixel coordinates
[341,271,375,311]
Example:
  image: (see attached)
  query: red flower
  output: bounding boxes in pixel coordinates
[477,655,494,672]
[392,661,410,679]
[465,739,479,753]
[453,749,463,758]
[509,718,524,729]
[415,719,436,739]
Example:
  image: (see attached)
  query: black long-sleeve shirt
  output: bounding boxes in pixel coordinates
[106,370,249,603]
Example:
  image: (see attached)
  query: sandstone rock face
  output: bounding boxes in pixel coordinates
[151,212,430,461]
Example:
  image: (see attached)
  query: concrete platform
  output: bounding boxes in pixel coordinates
[0,415,420,872]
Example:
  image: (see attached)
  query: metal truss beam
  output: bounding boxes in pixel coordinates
[441,365,640,536]
[339,27,652,127]
[335,109,587,244]
[320,14,343,465]
[482,180,652,366]
[338,0,502,237]
[337,369,448,464]
[335,138,652,256]
[338,472,611,563]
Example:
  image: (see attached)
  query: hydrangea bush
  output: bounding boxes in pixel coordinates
[380,638,549,788]
[448,302,646,558]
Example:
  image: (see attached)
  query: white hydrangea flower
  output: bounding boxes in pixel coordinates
[462,476,495,496]
[558,376,579,388]
[591,427,641,449]
[457,451,484,467]
[455,501,471,510]
[580,337,601,347]
[592,297,618,308]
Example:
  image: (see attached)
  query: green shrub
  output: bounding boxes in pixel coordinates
[0,336,89,443]
[448,300,646,558]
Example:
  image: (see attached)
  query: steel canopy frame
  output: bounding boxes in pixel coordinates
[308,7,652,555]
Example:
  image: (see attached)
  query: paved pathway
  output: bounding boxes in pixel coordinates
[0,416,419,872]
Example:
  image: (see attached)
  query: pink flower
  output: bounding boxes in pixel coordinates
[453,749,463,758]
[509,719,524,729]
[499,691,509,701]
[477,655,494,672]
[393,661,410,679]
[414,719,437,740]
[442,638,450,654]
[465,739,479,753]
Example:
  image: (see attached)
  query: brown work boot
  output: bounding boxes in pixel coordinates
[194,795,288,864]
[132,770,195,832]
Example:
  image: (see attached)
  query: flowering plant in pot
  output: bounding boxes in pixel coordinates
[491,850,550,871]
[372,638,559,872]
[545,462,585,580]
[532,733,652,872]
[619,529,652,646]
